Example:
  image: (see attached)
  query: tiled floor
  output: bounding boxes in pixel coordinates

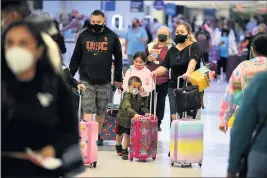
[76,81,230,177]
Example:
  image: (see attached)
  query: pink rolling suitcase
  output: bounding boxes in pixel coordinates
[78,90,98,167]
[129,85,158,162]
[170,77,203,167]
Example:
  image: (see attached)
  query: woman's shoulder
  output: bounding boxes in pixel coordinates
[168,46,177,52]
[190,42,201,49]
[147,42,155,48]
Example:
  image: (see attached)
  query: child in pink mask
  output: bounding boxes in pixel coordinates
[116,52,154,156]
[123,51,154,98]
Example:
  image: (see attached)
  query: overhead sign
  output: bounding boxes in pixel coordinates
[101,0,116,11]
[203,8,216,21]
[165,3,176,16]
[153,0,165,10]
[130,0,144,12]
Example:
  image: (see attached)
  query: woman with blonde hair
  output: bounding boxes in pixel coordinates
[145,26,175,131]
[151,22,202,123]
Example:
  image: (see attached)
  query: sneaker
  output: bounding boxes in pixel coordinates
[97,139,104,146]
[97,134,103,146]
[121,149,128,160]
[116,145,123,156]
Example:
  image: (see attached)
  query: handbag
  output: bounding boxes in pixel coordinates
[238,116,267,177]
[174,76,202,113]
[189,43,213,92]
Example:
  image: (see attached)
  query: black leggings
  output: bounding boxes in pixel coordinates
[217,57,227,75]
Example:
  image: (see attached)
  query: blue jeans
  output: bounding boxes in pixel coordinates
[168,87,177,117]
[168,87,178,127]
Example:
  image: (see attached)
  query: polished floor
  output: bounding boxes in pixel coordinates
[76,81,230,177]
[63,43,230,177]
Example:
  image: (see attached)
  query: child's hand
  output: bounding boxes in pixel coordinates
[77,84,86,92]
[140,87,144,92]
[151,71,158,79]
[133,114,141,121]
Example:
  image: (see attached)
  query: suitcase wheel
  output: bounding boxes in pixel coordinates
[142,158,146,162]
[130,158,133,161]
[199,163,202,167]
[152,156,156,161]
[171,162,174,166]
[181,165,184,168]
[92,162,97,168]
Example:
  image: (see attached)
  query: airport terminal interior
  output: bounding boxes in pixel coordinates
[76,81,230,177]
[2,0,267,177]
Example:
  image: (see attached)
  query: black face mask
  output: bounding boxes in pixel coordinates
[175,34,188,44]
[132,23,137,28]
[158,34,167,42]
[89,23,104,32]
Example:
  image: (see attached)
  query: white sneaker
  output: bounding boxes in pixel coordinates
[217,75,221,83]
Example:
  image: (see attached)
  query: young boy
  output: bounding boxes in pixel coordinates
[116,76,149,160]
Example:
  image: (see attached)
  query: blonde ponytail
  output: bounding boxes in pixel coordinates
[188,33,197,42]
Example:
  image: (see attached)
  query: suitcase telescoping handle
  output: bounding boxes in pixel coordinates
[177,76,188,119]
[149,78,157,119]
[78,89,82,121]
[110,88,123,115]
[177,76,188,89]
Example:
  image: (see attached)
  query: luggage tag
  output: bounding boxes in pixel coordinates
[26,147,62,170]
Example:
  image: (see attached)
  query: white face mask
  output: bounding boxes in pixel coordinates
[5,46,35,75]
[130,88,139,95]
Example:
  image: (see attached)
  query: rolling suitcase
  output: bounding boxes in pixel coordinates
[170,77,203,167]
[226,55,244,82]
[170,116,204,167]
[101,88,123,141]
[78,90,98,167]
[129,81,158,162]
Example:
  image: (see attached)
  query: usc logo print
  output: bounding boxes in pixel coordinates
[86,37,108,55]
[86,41,108,51]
